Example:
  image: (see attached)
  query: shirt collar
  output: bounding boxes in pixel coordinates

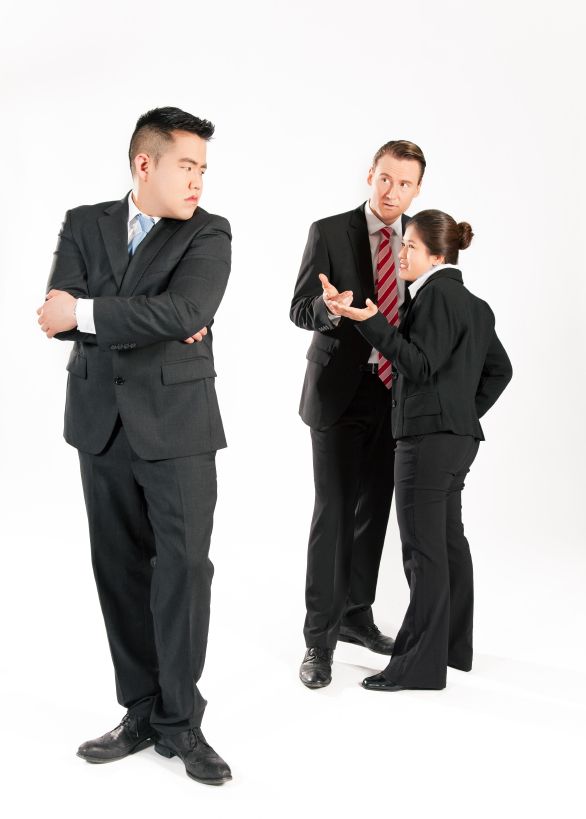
[364,200,403,238]
[408,263,461,299]
[128,191,161,225]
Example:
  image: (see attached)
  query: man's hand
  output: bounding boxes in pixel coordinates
[319,273,353,313]
[326,296,379,322]
[37,289,77,338]
[183,326,208,344]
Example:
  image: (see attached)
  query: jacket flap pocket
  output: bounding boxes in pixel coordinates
[306,346,332,366]
[306,333,339,366]
[66,351,87,379]
[162,357,217,385]
[404,392,442,418]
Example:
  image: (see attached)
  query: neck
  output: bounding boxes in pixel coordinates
[131,189,158,218]
[369,200,399,227]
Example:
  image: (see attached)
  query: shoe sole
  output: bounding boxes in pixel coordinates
[77,737,155,764]
[299,677,332,689]
[154,743,232,785]
[338,634,393,656]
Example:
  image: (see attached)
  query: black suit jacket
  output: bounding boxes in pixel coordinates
[290,204,410,429]
[47,193,231,459]
[357,268,512,440]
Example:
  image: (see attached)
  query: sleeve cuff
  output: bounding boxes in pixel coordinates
[75,298,96,334]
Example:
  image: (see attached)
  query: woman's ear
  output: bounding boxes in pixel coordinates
[432,255,445,266]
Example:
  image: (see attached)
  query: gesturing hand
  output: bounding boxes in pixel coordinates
[319,274,353,313]
[325,296,379,323]
[183,326,208,344]
[37,289,77,337]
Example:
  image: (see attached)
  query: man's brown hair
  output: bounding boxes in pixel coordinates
[372,140,426,182]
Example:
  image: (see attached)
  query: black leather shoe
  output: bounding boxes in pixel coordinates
[299,647,334,688]
[155,728,232,785]
[361,672,406,692]
[338,623,395,655]
[77,712,155,763]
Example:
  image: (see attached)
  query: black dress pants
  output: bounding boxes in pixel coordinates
[304,373,395,648]
[382,432,480,689]
[78,418,217,735]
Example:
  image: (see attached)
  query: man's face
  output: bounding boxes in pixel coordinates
[136,131,207,220]
[367,154,422,224]
[398,224,442,281]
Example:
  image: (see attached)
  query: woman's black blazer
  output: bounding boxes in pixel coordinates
[357,268,512,440]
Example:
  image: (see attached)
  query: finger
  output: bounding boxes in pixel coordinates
[200,327,208,336]
[318,273,330,289]
[183,337,194,343]
[193,333,203,342]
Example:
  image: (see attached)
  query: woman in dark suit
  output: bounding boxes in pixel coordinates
[324,209,512,691]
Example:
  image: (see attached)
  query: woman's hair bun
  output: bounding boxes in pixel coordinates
[457,222,474,250]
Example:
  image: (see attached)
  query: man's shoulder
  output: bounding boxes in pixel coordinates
[67,198,125,221]
[192,207,231,234]
[314,204,365,232]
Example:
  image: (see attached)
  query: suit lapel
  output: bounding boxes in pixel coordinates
[98,196,130,290]
[119,217,184,296]
[347,205,375,302]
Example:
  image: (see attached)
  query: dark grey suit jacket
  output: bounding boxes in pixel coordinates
[47,193,231,459]
[290,204,410,430]
[357,268,512,440]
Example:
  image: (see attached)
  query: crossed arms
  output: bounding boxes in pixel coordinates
[37,210,231,349]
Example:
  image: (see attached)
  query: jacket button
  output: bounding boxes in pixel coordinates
[114,376,125,385]
[391,399,397,408]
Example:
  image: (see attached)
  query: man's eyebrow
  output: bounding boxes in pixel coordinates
[178,157,207,168]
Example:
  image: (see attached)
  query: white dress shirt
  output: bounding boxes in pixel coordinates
[408,263,461,300]
[75,192,161,334]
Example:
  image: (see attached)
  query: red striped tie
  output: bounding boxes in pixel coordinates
[375,227,399,389]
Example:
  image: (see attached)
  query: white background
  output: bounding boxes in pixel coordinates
[1,1,585,816]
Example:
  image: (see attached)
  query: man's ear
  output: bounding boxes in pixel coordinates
[133,153,150,181]
[367,167,374,186]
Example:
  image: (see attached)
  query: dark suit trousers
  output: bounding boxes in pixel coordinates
[304,373,395,648]
[78,418,217,735]
[382,433,480,689]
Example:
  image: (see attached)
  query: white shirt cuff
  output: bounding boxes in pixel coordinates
[75,298,96,334]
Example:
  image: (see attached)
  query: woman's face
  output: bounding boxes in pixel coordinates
[398,224,443,280]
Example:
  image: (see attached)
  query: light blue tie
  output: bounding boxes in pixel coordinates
[129,212,156,256]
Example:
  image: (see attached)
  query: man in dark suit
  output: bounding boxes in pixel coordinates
[290,141,426,688]
[37,107,232,785]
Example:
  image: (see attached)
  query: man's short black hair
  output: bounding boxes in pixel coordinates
[129,107,215,171]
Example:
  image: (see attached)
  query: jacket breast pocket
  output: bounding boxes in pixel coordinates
[161,357,217,385]
[403,392,442,418]
[66,351,87,379]
[306,335,340,367]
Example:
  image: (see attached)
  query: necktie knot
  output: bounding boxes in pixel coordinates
[136,213,155,233]
[379,226,392,242]
[129,213,156,255]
